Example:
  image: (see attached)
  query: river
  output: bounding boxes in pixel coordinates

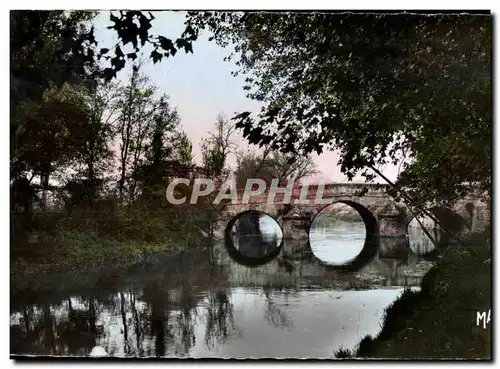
[10,223,436,358]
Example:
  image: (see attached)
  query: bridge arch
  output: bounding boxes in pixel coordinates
[428,206,469,234]
[224,210,284,267]
[306,200,380,271]
[216,184,486,270]
[405,205,469,250]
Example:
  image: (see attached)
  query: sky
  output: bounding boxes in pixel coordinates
[92,11,402,184]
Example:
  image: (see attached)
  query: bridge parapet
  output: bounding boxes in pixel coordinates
[214,183,489,244]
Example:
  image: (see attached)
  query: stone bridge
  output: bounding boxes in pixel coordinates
[215,183,490,264]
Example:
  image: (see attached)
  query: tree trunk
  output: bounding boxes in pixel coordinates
[40,172,50,210]
[87,159,96,201]
[120,292,130,355]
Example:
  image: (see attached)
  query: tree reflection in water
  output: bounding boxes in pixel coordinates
[11,297,102,356]
[62,297,99,355]
[11,281,215,357]
[10,243,432,358]
[262,286,294,330]
[204,288,240,350]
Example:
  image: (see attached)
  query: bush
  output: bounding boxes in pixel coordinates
[11,198,214,272]
[334,346,354,359]
[354,228,491,359]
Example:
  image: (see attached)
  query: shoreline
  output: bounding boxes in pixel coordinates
[335,229,492,360]
[10,235,210,295]
[10,245,217,314]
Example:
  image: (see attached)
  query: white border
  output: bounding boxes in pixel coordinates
[5,1,498,10]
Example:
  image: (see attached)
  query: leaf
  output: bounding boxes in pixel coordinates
[102,68,116,81]
[158,36,175,52]
[233,111,251,120]
[206,12,491,205]
[111,57,125,71]
[115,45,124,58]
[150,49,163,64]
[109,12,120,24]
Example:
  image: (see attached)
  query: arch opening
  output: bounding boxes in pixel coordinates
[308,200,379,271]
[224,210,284,267]
[407,206,464,257]
[429,206,469,233]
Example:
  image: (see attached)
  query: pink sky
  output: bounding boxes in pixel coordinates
[94,12,402,185]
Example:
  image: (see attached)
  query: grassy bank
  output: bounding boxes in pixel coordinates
[11,206,213,277]
[336,228,492,359]
[11,230,187,277]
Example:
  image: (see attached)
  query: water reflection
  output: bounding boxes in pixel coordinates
[10,282,414,358]
[408,216,441,256]
[309,203,366,265]
[11,229,434,358]
[229,211,283,259]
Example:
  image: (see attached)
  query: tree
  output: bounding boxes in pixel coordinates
[10,10,97,113]
[14,83,93,209]
[267,152,318,185]
[235,149,317,187]
[11,10,100,211]
[11,11,98,175]
[199,114,237,249]
[10,10,204,184]
[190,12,491,206]
[68,81,120,203]
[174,132,194,166]
[114,64,156,202]
[137,95,182,203]
[235,150,274,186]
[201,113,236,178]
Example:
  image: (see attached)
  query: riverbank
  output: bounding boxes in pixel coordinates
[10,243,219,312]
[11,206,212,278]
[336,228,492,359]
[10,231,214,300]
[11,230,183,277]
[11,227,209,282]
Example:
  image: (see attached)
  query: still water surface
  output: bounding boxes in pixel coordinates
[310,222,366,265]
[10,225,434,358]
[11,286,406,358]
